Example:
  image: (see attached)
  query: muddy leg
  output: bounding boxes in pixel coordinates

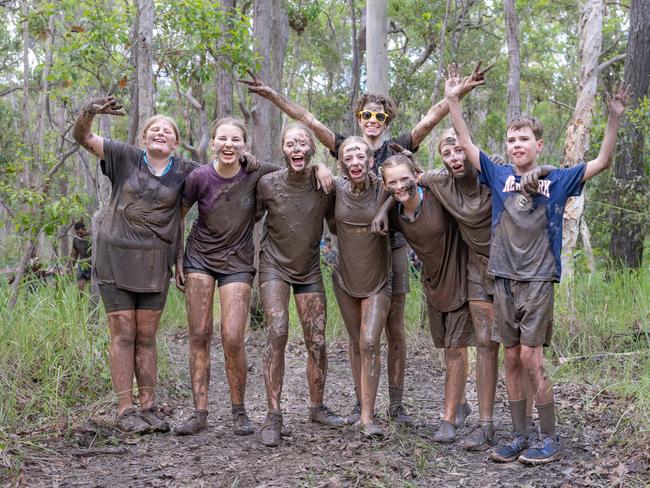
[134,309,163,410]
[359,293,390,425]
[442,347,468,424]
[219,282,252,405]
[295,291,327,407]
[185,273,216,411]
[260,280,291,412]
[469,300,499,422]
[107,310,137,415]
[385,293,406,407]
[520,345,555,436]
[333,282,362,399]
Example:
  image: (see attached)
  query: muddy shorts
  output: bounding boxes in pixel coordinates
[467,251,494,302]
[390,245,410,295]
[99,281,170,313]
[492,277,554,347]
[259,272,325,294]
[184,265,255,288]
[427,301,475,348]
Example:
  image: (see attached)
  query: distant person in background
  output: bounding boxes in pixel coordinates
[68,220,92,293]
[321,237,338,268]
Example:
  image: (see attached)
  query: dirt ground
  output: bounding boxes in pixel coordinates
[14,328,650,487]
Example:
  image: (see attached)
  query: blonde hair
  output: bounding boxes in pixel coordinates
[379,154,422,182]
[141,115,180,142]
[211,117,248,142]
[337,136,372,161]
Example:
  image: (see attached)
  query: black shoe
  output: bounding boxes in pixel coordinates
[173,410,208,436]
[309,404,345,427]
[518,435,564,465]
[490,435,529,463]
[259,411,283,447]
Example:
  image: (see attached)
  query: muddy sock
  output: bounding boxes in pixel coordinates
[537,401,556,437]
[509,399,528,438]
[388,386,403,409]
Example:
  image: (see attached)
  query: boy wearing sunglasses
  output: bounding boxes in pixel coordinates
[240,65,488,425]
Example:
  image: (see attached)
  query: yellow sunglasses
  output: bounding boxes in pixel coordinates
[356,110,389,123]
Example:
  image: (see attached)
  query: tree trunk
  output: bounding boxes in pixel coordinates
[127,0,155,146]
[561,0,603,286]
[366,0,388,97]
[609,0,650,268]
[21,0,31,189]
[503,0,521,122]
[215,0,235,121]
[346,0,364,135]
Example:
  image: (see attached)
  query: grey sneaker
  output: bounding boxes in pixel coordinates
[232,405,254,436]
[345,401,361,425]
[173,410,208,436]
[454,401,472,427]
[432,420,456,443]
[460,423,496,451]
[309,404,345,427]
[259,411,283,447]
[116,408,151,434]
[388,404,413,426]
[139,407,170,433]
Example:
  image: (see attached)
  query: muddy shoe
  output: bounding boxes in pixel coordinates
[518,435,563,465]
[117,408,151,434]
[309,404,345,427]
[354,420,384,439]
[259,411,283,447]
[345,401,361,425]
[489,435,529,463]
[460,423,495,451]
[232,405,254,436]
[388,404,413,426]
[432,420,456,443]
[454,401,472,427]
[139,407,170,433]
[173,410,208,436]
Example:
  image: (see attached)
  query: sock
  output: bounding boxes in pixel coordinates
[537,401,556,437]
[388,385,403,408]
[509,399,529,438]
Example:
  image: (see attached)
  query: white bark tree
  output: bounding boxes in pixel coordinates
[366,0,388,97]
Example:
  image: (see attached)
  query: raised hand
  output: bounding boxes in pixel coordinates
[460,61,493,93]
[238,69,277,98]
[82,96,125,117]
[240,152,260,173]
[606,82,631,118]
[445,63,465,101]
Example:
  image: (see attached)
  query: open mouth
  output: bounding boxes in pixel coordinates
[221,150,235,159]
[451,163,464,172]
[153,138,166,144]
[291,155,305,168]
[513,151,526,158]
[349,167,363,178]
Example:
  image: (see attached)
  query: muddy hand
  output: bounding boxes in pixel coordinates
[314,163,334,194]
[241,152,260,173]
[445,64,465,101]
[461,61,493,92]
[520,167,542,195]
[606,81,631,118]
[238,69,276,98]
[82,96,125,116]
[371,210,389,236]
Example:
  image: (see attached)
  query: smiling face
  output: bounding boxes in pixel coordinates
[356,102,388,139]
[506,126,543,173]
[143,119,179,157]
[440,139,471,178]
[341,142,371,184]
[211,123,246,167]
[382,164,418,204]
[282,127,314,172]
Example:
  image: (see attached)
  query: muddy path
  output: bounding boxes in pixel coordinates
[19,328,649,487]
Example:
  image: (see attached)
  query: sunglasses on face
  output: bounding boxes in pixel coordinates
[356,110,389,123]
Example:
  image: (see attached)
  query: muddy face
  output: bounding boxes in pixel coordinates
[282,128,314,173]
[440,140,471,178]
[506,127,543,175]
[211,124,246,168]
[382,164,417,203]
[357,102,388,139]
[142,120,179,158]
[341,145,371,184]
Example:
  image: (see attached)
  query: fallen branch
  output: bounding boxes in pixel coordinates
[558,350,647,365]
[70,447,128,457]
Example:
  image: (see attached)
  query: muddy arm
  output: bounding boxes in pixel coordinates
[73,97,125,159]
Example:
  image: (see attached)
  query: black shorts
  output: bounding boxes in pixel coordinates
[99,282,170,313]
[184,267,255,288]
[259,273,325,294]
[391,245,410,295]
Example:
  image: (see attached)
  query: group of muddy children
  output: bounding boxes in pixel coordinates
[71,61,629,467]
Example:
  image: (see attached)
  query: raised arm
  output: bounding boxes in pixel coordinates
[410,62,492,147]
[239,71,336,151]
[445,65,481,171]
[73,96,125,159]
[582,82,630,182]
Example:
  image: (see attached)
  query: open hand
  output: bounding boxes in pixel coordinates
[241,152,260,173]
[238,70,276,98]
[82,96,125,116]
[371,210,389,236]
[520,167,542,195]
[460,61,493,93]
[445,64,465,101]
[606,81,631,118]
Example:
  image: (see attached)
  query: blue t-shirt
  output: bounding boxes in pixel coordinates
[478,152,585,282]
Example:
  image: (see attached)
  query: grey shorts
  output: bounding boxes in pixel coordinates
[427,301,475,348]
[493,277,554,347]
[391,245,410,295]
[467,251,493,302]
[99,281,170,313]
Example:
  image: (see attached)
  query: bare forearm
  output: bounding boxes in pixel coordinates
[597,113,622,168]
[447,98,480,169]
[73,112,104,159]
[411,99,449,147]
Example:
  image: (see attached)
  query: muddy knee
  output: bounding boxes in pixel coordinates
[222,328,245,356]
[267,320,289,350]
[360,334,381,357]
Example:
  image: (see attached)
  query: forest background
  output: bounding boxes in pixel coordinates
[0,0,648,485]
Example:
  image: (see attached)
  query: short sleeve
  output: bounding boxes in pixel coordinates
[420,169,448,191]
[182,171,199,209]
[256,176,270,220]
[554,164,586,198]
[100,139,140,185]
[329,133,348,159]
[478,151,497,186]
[391,133,419,154]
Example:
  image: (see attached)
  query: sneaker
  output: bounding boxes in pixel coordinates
[388,404,413,426]
[454,401,472,427]
[489,435,529,463]
[232,405,254,436]
[345,401,361,425]
[173,410,208,436]
[259,411,283,447]
[139,407,170,433]
[354,420,384,439]
[309,404,345,427]
[460,424,496,451]
[518,435,564,465]
[116,408,152,434]
[432,420,456,443]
